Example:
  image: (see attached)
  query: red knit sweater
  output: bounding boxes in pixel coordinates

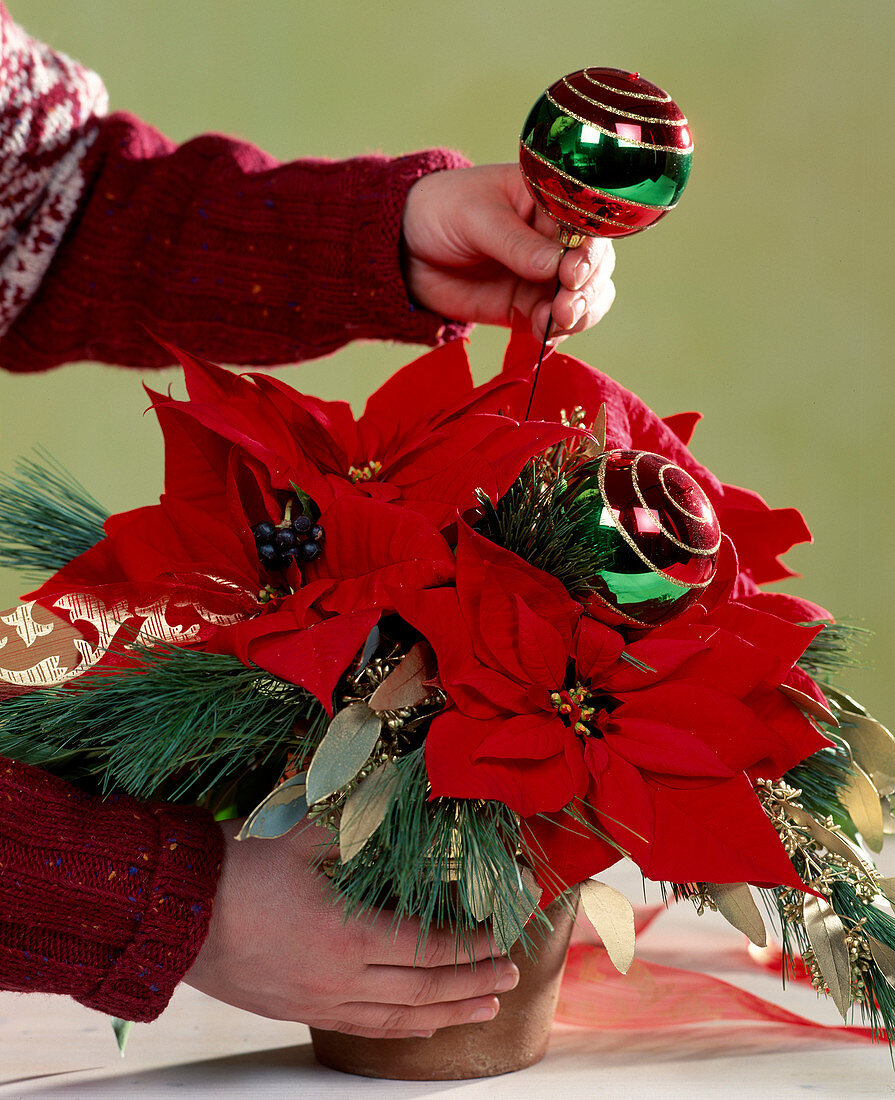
[0,5,469,371]
[0,4,469,1022]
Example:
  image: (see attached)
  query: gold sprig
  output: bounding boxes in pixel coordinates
[754,777,895,1020]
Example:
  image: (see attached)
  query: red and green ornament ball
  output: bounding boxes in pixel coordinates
[520,67,693,242]
[575,450,720,628]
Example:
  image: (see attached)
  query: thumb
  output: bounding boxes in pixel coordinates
[466,201,564,283]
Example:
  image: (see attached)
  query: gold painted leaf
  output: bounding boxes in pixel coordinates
[353,624,380,675]
[578,405,607,459]
[705,883,767,948]
[491,866,541,955]
[877,878,895,907]
[238,774,308,840]
[841,761,885,852]
[462,855,495,922]
[803,894,851,1020]
[439,859,461,882]
[868,936,895,991]
[837,710,895,791]
[338,761,400,863]
[593,403,607,455]
[778,683,838,726]
[824,686,870,719]
[368,641,437,712]
[783,802,872,878]
[305,702,382,806]
[111,1017,134,1056]
[438,830,463,882]
[579,878,635,973]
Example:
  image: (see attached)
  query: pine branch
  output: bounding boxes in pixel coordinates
[785,742,853,823]
[797,621,871,681]
[326,747,562,959]
[477,457,611,597]
[0,644,326,804]
[0,449,108,579]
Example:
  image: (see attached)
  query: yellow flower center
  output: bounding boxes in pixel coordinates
[550,684,597,736]
[348,460,383,482]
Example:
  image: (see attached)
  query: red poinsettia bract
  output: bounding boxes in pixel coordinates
[26,339,576,705]
[406,527,830,901]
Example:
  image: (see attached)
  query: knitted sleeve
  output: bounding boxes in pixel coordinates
[0,5,472,373]
[0,756,224,1022]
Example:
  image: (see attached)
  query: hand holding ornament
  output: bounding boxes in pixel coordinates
[402,163,616,342]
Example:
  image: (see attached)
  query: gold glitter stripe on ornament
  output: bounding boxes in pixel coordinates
[560,76,688,127]
[596,455,711,589]
[657,464,717,525]
[521,173,665,235]
[521,146,676,212]
[629,452,719,555]
[520,175,653,232]
[581,69,672,103]
[544,89,693,154]
[629,453,721,555]
[585,589,655,629]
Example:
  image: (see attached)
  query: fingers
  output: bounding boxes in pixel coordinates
[558,236,616,294]
[365,913,500,968]
[312,993,502,1039]
[552,238,616,332]
[531,238,617,341]
[363,957,519,1008]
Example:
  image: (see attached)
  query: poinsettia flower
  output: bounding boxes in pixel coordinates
[301,496,456,616]
[397,523,608,817]
[522,542,831,901]
[204,581,379,712]
[405,520,827,899]
[152,339,579,531]
[25,448,277,650]
[27,347,466,669]
[500,318,812,586]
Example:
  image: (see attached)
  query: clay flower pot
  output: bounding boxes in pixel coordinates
[310,898,576,1080]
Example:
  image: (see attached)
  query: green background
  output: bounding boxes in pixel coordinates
[2,1,893,723]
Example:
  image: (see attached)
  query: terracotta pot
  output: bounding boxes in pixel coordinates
[310,898,576,1080]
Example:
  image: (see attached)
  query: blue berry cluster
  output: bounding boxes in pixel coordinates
[252,507,324,572]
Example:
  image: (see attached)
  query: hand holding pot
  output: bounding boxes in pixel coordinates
[184,818,519,1039]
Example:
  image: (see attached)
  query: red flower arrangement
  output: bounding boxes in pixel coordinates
[3,323,893,1036]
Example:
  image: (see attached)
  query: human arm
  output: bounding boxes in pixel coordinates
[0,4,470,372]
[0,757,516,1033]
[0,757,223,1022]
[0,5,614,374]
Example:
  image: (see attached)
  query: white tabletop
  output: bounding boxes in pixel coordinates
[3,864,893,1098]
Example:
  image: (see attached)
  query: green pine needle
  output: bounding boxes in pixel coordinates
[785,742,853,824]
[830,880,895,1040]
[0,449,108,579]
[326,746,566,959]
[477,457,610,597]
[797,620,870,681]
[0,644,326,804]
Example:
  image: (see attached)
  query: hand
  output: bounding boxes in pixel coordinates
[402,163,616,341]
[184,818,519,1039]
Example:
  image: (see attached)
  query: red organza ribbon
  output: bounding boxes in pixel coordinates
[557,907,875,1041]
